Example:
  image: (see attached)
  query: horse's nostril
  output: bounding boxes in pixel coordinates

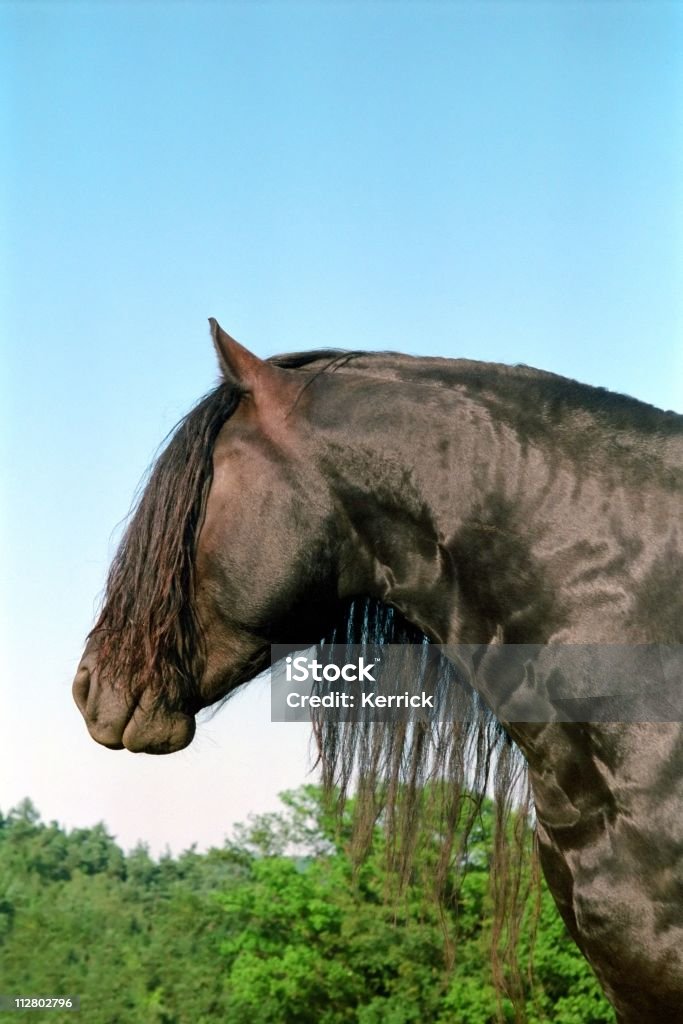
[72,665,91,713]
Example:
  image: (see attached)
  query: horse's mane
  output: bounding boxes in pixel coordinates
[89,384,242,710]
[308,598,534,1010]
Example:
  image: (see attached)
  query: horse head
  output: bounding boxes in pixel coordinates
[73,322,363,753]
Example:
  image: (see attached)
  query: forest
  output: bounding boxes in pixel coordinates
[0,787,615,1023]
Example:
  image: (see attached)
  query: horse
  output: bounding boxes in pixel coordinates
[73,320,683,1022]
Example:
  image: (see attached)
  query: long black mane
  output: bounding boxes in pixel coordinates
[90,383,243,710]
[313,596,533,1006]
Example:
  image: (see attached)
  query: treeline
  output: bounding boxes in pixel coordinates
[0,789,614,1023]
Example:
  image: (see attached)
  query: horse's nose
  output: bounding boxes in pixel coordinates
[72,664,91,714]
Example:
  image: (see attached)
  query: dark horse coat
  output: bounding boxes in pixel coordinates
[74,322,683,1022]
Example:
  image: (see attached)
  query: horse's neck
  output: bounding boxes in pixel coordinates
[314,369,562,645]
[310,365,680,773]
[312,374,495,640]
[311,363,678,643]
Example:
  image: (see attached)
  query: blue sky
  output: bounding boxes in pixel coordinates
[2,1,681,853]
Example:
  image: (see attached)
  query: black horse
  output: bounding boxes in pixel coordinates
[74,321,683,1022]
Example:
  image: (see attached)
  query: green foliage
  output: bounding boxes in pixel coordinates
[0,788,615,1023]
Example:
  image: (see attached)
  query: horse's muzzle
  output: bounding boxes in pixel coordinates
[72,661,195,754]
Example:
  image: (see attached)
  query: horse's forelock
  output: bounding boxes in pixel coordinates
[89,384,242,710]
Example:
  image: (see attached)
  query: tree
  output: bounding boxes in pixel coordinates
[0,791,615,1023]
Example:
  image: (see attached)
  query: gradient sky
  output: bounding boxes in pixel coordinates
[2,0,681,854]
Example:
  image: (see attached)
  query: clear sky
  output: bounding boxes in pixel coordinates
[2,1,681,854]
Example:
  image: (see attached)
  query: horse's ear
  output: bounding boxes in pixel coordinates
[208,319,297,421]
[209,318,268,391]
